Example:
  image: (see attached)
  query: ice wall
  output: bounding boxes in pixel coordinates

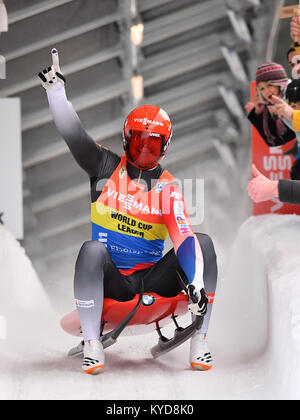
[0,225,56,351]
[1,215,300,400]
[213,214,300,399]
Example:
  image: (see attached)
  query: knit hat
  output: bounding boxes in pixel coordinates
[256,62,288,87]
[256,62,288,104]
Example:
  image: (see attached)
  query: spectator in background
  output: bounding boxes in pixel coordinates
[276,79,300,179]
[247,17,300,197]
[244,62,296,148]
[287,42,300,78]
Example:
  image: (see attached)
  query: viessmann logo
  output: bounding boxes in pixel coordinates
[134,118,164,127]
[105,188,162,215]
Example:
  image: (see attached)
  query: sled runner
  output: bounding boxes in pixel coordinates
[61,277,203,359]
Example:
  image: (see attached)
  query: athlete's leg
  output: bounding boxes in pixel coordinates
[74,240,137,374]
[143,233,217,329]
[178,232,217,370]
[144,232,217,370]
[175,232,217,369]
[142,247,186,297]
[190,233,217,370]
[74,240,135,342]
[194,233,217,335]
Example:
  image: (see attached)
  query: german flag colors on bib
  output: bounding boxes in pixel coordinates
[91,156,174,275]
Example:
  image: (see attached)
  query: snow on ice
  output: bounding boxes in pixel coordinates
[1,213,300,400]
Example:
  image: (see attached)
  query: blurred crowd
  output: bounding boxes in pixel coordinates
[246,15,300,206]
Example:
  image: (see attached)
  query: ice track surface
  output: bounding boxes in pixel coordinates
[1,218,299,400]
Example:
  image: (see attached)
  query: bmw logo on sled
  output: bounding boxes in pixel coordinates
[142,294,155,306]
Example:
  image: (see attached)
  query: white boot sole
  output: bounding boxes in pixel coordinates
[82,364,104,375]
[190,362,212,371]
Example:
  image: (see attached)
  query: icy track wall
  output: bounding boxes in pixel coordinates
[1,217,300,399]
[0,225,55,352]
[219,214,300,399]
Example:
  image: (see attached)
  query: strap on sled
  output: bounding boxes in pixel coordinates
[100,277,144,349]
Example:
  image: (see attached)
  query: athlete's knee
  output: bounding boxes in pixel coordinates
[195,233,216,257]
[81,240,107,257]
[76,240,109,271]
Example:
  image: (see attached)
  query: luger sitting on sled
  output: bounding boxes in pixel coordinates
[39,49,218,375]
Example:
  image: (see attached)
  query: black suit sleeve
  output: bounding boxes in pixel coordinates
[278,179,300,205]
[46,83,120,178]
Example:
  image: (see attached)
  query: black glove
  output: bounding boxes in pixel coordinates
[38,48,66,90]
[187,284,208,316]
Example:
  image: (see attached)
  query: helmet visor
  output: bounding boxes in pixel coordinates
[126,130,164,169]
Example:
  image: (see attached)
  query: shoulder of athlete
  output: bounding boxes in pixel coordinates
[93,143,121,179]
[96,142,121,158]
[160,180,184,201]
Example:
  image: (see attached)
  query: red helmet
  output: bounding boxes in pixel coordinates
[123,105,172,170]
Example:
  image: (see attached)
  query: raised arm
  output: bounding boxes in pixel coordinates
[39,49,111,178]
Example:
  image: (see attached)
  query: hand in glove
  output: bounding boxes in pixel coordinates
[38,48,66,89]
[188,284,208,316]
